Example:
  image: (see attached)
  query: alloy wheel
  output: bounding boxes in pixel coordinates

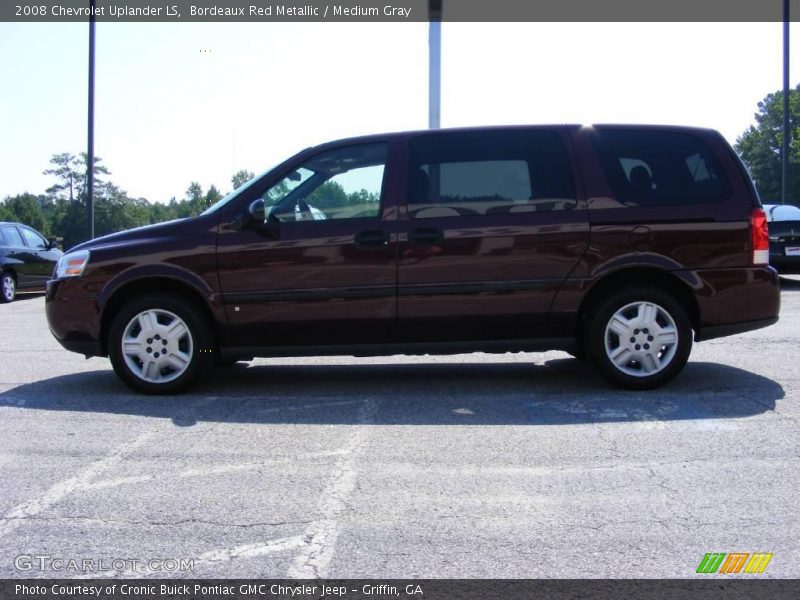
[121,308,194,384]
[1,274,15,302]
[603,301,679,377]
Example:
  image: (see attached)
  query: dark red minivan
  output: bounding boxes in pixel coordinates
[46,125,780,394]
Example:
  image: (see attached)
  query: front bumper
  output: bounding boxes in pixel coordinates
[45,279,105,357]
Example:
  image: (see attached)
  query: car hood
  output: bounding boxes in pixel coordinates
[67,218,193,254]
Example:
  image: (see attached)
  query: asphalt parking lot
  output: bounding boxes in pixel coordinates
[1,280,799,579]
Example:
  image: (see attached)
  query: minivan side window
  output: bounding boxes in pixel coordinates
[1,226,24,247]
[262,143,387,222]
[407,130,577,219]
[591,128,732,207]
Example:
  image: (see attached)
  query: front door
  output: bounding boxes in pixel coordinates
[19,226,59,285]
[216,141,399,348]
[1,225,38,287]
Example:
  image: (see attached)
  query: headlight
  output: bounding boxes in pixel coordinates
[55,250,91,278]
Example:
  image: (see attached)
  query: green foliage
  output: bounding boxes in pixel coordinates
[306,182,379,211]
[306,181,348,209]
[232,169,255,190]
[735,85,800,203]
[2,152,253,249]
[2,193,47,233]
[205,185,222,208]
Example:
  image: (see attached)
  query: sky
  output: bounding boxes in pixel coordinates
[0,22,798,203]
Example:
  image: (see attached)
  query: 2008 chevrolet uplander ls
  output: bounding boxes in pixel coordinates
[46,125,780,394]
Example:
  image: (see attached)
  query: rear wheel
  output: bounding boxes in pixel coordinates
[586,286,692,389]
[1,271,16,303]
[108,293,213,394]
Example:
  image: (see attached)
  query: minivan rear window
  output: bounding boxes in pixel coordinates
[408,130,577,218]
[591,128,732,207]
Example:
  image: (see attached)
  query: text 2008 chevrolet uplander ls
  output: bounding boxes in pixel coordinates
[46,125,780,394]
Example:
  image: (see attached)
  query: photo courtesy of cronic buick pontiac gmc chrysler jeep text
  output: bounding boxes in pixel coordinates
[45,125,780,394]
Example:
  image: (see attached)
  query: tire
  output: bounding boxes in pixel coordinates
[108,293,213,394]
[585,286,692,390]
[1,271,16,303]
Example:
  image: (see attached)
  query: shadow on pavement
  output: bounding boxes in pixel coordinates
[0,358,783,427]
[6,292,45,302]
[779,275,800,290]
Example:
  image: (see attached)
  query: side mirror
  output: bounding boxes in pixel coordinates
[47,237,58,250]
[248,199,266,222]
[246,199,280,238]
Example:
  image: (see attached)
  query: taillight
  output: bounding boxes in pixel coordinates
[750,207,769,266]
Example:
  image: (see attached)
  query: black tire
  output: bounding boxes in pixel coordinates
[1,271,16,303]
[585,286,692,390]
[108,293,213,394]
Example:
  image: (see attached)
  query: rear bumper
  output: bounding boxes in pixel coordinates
[695,316,779,342]
[691,266,780,341]
[770,255,800,274]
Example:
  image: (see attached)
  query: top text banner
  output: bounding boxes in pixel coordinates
[5,0,800,22]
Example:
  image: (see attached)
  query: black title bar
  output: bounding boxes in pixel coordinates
[4,0,800,22]
[3,580,800,600]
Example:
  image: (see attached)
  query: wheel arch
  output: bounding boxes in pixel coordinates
[99,276,218,356]
[578,267,700,335]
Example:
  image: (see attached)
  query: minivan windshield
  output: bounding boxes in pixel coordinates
[200,168,270,216]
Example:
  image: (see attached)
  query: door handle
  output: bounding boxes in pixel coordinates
[354,230,389,248]
[409,228,443,245]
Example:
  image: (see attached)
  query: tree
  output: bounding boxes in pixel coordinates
[75,152,111,201]
[43,153,111,202]
[94,186,151,237]
[0,203,14,222]
[306,181,347,209]
[2,194,47,232]
[43,153,80,202]
[736,85,800,203]
[232,169,255,190]
[205,185,222,208]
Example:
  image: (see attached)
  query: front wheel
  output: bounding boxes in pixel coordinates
[586,287,692,390]
[108,293,213,394]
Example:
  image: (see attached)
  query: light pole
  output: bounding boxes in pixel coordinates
[781,0,790,205]
[428,0,442,129]
[87,0,96,238]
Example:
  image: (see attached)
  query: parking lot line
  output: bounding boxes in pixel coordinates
[288,398,378,578]
[0,430,156,539]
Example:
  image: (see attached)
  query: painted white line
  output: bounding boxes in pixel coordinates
[0,396,218,539]
[198,535,305,561]
[85,449,351,490]
[287,399,377,578]
[0,431,155,539]
[68,536,306,579]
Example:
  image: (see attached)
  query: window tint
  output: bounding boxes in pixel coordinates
[263,143,387,222]
[408,130,577,219]
[592,128,732,207]
[1,226,24,247]
[20,227,47,249]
